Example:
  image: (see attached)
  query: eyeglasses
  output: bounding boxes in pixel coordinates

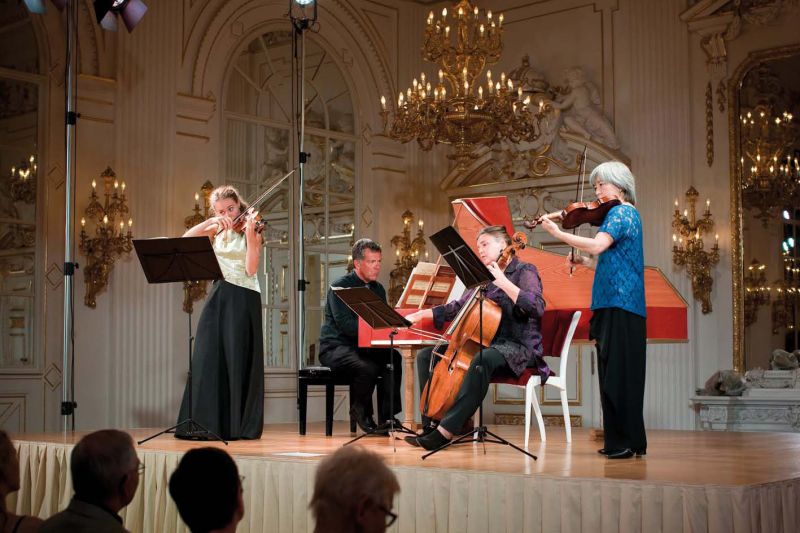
[377,504,397,527]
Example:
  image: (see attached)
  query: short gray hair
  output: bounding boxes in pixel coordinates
[310,446,399,525]
[351,238,381,261]
[71,429,138,504]
[589,161,637,205]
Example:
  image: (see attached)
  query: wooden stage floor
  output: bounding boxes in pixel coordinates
[16,423,800,487]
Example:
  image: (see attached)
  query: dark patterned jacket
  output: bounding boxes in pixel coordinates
[432,257,547,378]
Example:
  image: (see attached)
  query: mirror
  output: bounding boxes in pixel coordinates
[732,44,800,372]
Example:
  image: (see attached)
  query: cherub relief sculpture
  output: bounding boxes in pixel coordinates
[552,67,620,150]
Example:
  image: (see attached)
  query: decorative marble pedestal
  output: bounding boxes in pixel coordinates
[691,395,800,432]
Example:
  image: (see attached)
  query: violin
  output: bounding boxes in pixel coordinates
[419,231,527,421]
[524,195,621,230]
[214,169,295,237]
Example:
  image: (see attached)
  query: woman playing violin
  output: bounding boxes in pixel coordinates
[404,225,548,451]
[538,161,646,460]
[176,185,264,440]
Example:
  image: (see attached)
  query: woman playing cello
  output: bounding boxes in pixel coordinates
[404,225,548,451]
[176,185,264,441]
[538,161,646,459]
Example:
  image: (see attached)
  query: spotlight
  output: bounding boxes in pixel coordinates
[23,0,66,14]
[289,0,317,23]
[93,0,147,32]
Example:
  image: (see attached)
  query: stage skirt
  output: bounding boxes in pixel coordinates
[176,279,263,440]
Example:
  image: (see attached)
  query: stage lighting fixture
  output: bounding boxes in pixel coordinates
[23,0,66,14]
[289,0,317,23]
[93,0,147,32]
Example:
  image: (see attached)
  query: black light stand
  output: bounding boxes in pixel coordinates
[288,0,318,372]
[420,227,537,461]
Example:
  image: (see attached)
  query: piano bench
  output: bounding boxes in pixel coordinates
[298,366,357,436]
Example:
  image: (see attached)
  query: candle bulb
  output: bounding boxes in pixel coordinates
[445,26,450,38]
[478,86,484,100]
[120,221,125,232]
[91,179,96,190]
[441,7,447,17]
[439,69,444,83]
[103,215,108,225]
[114,180,119,189]
[706,199,710,212]
[81,217,85,228]
[674,198,679,210]
[672,234,677,242]
[128,218,133,228]
[380,95,386,110]
[683,209,688,218]
[499,13,504,27]
[418,219,423,229]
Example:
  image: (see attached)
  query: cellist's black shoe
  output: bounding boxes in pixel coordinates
[597,448,612,455]
[417,429,451,451]
[404,435,421,447]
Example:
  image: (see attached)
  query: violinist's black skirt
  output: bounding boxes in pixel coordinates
[176,280,264,440]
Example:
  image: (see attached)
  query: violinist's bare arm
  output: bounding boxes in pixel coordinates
[183,215,232,239]
[568,251,596,269]
[539,217,613,256]
[244,211,261,276]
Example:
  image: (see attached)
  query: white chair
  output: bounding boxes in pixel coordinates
[524,310,581,446]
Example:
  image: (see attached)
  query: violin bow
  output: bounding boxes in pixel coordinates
[214,169,296,236]
[569,146,589,277]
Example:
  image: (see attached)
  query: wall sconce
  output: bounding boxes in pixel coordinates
[182,180,214,313]
[9,155,37,204]
[672,186,719,313]
[388,210,427,306]
[744,258,770,327]
[79,167,133,308]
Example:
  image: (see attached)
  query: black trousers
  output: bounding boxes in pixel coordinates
[417,345,508,434]
[589,307,647,452]
[319,344,402,422]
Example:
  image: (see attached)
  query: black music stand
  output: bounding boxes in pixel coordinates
[331,286,417,450]
[421,226,536,460]
[132,237,227,445]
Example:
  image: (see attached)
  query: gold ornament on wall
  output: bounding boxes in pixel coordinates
[388,211,427,306]
[672,186,720,314]
[79,167,133,308]
[182,180,214,313]
[379,0,551,169]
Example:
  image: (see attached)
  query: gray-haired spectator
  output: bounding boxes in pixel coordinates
[0,430,43,533]
[310,446,399,533]
[41,429,140,533]
[169,447,243,533]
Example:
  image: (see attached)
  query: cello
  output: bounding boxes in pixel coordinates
[419,231,527,421]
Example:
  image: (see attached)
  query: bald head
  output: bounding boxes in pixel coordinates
[71,429,139,508]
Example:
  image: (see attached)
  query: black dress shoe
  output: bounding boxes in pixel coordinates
[606,448,634,459]
[350,405,378,433]
[417,429,452,451]
[634,448,646,457]
[597,448,611,455]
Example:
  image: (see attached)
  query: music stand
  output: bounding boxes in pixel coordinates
[421,226,536,460]
[331,286,417,450]
[132,237,227,445]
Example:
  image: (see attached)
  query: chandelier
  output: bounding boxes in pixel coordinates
[79,167,133,308]
[380,0,546,169]
[10,155,37,204]
[182,180,215,313]
[740,104,800,226]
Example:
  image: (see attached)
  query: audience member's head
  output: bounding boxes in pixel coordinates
[310,446,399,533]
[70,429,140,512]
[0,430,20,497]
[169,447,244,533]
